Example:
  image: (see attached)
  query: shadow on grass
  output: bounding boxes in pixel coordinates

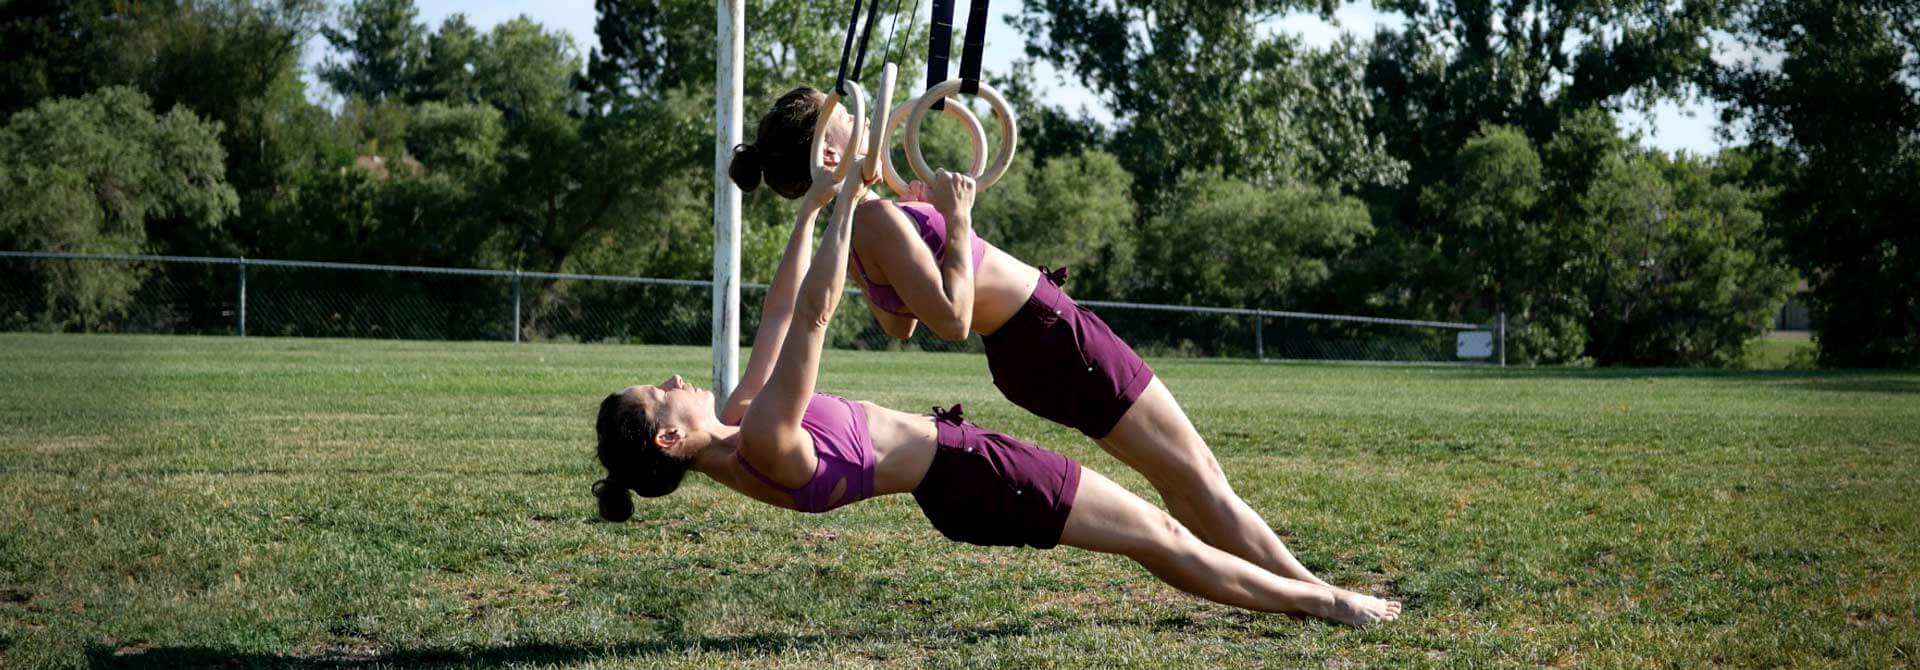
[83,622,1046,669]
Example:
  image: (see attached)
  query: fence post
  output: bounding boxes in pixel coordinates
[1254,316,1265,361]
[237,257,247,337]
[1497,311,1507,367]
[512,269,522,343]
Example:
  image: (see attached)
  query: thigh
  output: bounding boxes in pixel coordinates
[1096,377,1226,494]
[1057,465,1184,557]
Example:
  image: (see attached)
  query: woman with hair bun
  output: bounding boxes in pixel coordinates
[592,165,1401,626]
[726,86,1339,592]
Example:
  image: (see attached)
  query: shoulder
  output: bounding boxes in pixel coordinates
[852,199,916,242]
[854,198,902,222]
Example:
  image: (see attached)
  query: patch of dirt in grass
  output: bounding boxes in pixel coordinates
[28,435,109,454]
[301,641,382,663]
[426,573,567,622]
[1847,609,1894,627]
[1023,587,1112,612]
[1345,571,1407,602]
[0,589,30,605]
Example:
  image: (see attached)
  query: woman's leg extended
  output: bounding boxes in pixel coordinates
[1057,466,1400,626]
[1098,377,1331,587]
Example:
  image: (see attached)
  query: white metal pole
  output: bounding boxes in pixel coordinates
[712,0,745,409]
[237,257,247,337]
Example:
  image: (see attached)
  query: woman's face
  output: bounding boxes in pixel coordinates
[820,104,860,169]
[624,374,716,452]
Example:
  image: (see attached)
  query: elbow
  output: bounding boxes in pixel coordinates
[929,314,972,342]
[799,300,837,330]
[719,402,747,427]
[798,294,839,329]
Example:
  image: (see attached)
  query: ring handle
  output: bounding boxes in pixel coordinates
[882,95,987,196]
[810,85,868,185]
[860,64,898,185]
[904,78,1017,190]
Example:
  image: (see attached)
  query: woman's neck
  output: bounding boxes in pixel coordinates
[686,424,743,475]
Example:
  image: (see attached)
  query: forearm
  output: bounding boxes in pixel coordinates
[723,206,822,423]
[934,217,975,338]
[795,191,859,327]
[744,189,858,429]
[761,207,822,314]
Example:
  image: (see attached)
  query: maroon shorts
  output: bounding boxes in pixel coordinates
[913,409,1082,550]
[982,270,1155,439]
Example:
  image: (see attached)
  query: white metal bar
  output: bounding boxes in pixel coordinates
[238,257,248,337]
[1075,298,1486,330]
[712,0,745,408]
[2,250,1491,334]
[0,251,713,287]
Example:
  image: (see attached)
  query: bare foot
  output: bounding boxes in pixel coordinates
[1326,590,1402,627]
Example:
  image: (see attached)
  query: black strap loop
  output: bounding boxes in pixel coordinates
[835,0,866,96]
[850,0,884,86]
[926,0,955,110]
[958,0,989,95]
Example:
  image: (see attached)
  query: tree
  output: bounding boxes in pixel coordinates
[581,0,913,112]
[1418,115,1792,366]
[412,14,483,105]
[1011,1,1404,209]
[971,150,1137,298]
[1139,168,1372,308]
[0,0,140,117]
[473,17,581,122]
[319,0,427,103]
[1579,151,1794,366]
[1712,0,1920,367]
[0,88,236,328]
[134,0,330,257]
[1341,0,1733,321]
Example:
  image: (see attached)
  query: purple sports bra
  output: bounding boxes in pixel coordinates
[734,393,875,513]
[849,201,990,317]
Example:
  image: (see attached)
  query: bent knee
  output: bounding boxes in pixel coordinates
[1147,459,1239,506]
[1133,511,1207,566]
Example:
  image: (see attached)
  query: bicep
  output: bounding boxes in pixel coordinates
[740,300,829,450]
[862,211,963,325]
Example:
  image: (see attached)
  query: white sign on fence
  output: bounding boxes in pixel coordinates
[1456,331,1495,359]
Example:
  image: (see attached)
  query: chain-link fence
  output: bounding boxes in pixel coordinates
[0,251,1503,364]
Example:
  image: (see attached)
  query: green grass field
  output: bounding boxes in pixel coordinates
[1,334,1915,668]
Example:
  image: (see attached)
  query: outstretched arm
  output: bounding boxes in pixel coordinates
[719,178,839,426]
[736,177,867,479]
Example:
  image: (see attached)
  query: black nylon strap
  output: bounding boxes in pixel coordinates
[958,0,988,95]
[850,0,883,85]
[835,0,867,96]
[926,0,954,110]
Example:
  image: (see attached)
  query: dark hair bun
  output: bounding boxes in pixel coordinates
[729,143,763,192]
[593,478,634,522]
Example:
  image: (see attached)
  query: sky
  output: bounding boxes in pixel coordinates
[317,0,1725,156]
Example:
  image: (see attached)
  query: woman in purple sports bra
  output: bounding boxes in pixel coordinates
[723,86,1340,593]
[591,163,1400,626]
